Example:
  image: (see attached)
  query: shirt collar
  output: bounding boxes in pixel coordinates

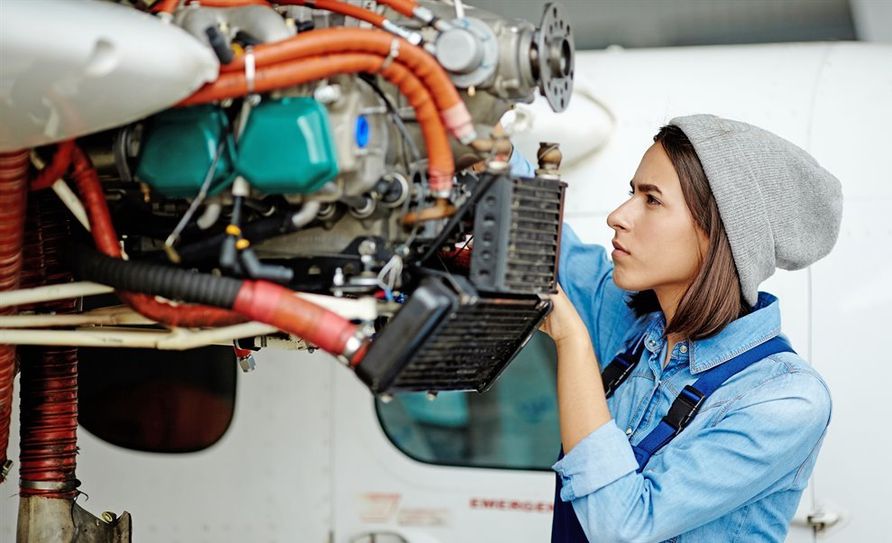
[638,292,782,375]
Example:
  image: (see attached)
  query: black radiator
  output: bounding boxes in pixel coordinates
[356,172,565,394]
[470,174,565,295]
[355,276,551,393]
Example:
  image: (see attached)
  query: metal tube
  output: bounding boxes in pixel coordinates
[0,281,114,308]
[0,322,279,350]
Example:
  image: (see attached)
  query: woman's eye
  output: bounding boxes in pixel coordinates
[646,195,661,206]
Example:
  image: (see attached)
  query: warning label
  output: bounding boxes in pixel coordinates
[469,498,554,513]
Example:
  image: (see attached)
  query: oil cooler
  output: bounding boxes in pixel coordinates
[357,171,566,394]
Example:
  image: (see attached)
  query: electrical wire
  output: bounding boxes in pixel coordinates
[164,140,226,263]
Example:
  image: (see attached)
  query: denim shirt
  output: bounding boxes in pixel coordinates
[550,224,832,542]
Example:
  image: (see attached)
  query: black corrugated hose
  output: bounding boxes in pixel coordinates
[70,247,243,309]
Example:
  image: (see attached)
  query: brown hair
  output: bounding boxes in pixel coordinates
[627,125,749,340]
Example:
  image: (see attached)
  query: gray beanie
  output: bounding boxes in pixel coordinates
[669,114,843,307]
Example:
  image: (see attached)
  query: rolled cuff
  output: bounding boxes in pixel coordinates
[552,420,639,501]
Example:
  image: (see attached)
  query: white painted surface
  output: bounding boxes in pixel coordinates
[1,349,336,543]
[852,0,892,43]
[0,0,219,151]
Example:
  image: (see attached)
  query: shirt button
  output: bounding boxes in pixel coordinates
[680,344,688,354]
[625,428,633,436]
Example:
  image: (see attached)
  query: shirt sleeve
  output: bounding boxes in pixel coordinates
[508,145,536,177]
[552,370,832,542]
[557,224,638,368]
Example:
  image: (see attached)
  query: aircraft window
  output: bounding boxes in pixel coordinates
[375,332,560,470]
[78,344,237,454]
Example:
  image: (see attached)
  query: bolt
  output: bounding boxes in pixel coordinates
[358,239,377,256]
[101,511,117,523]
[238,355,256,372]
[379,393,394,404]
[314,84,342,104]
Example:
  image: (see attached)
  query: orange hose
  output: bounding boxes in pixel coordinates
[275,0,386,27]
[188,0,271,6]
[374,0,417,18]
[152,0,181,14]
[221,27,474,143]
[155,0,269,13]
[181,53,455,193]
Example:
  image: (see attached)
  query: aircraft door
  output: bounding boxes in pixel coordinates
[331,332,560,542]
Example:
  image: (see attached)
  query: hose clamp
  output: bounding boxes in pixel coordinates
[379,38,401,72]
[338,331,367,366]
[382,20,423,46]
[20,478,81,492]
[245,46,256,95]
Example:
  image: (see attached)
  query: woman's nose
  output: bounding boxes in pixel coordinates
[607,200,632,232]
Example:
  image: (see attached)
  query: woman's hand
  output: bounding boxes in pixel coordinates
[540,284,589,345]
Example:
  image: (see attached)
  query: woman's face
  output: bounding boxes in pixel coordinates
[607,142,708,301]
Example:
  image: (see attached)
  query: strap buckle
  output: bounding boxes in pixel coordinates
[601,351,636,398]
[663,385,705,433]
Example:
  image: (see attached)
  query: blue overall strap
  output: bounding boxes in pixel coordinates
[601,334,647,398]
[631,335,795,472]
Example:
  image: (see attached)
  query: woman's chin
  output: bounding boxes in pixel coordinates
[612,272,646,292]
[612,274,632,291]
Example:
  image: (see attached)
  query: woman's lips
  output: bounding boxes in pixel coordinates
[611,240,630,259]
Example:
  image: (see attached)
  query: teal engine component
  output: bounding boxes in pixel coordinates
[135,105,236,198]
[136,98,340,199]
[235,97,339,195]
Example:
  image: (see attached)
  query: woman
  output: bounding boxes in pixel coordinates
[511,114,843,542]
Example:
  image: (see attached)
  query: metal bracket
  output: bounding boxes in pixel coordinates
[807,510,841,533]
[17,497,132,542]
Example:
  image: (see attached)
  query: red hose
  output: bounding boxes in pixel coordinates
[233,280,364,363]
[0,149,29,483]
[30,140,75,192]
[18,191,79,498]
[220,27,475,144]
[70,147,247,327]
[184,52,455,194]
[18,348,79,497]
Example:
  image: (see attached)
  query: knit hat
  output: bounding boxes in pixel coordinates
[669,114,843,307]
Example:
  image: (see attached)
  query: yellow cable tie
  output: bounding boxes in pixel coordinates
[235,239,251,250]
[226,225,242,237]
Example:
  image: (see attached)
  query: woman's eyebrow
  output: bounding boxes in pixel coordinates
[630,180,663,195]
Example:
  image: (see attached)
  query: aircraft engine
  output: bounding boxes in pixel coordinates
[0,0,573,536]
